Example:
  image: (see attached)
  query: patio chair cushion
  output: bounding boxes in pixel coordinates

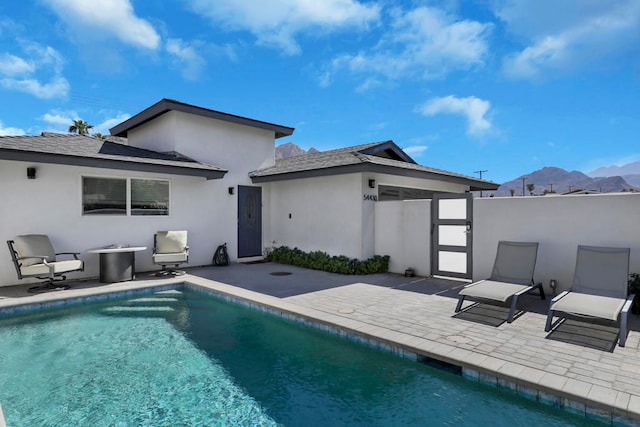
[21,259,84,277]
[459,280,531,302]
[550,292,625,321]
[156,231,187,254]
[153,252,188,263]
[13,235,56,267]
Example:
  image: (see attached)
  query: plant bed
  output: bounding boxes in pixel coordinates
[265,246,390,275]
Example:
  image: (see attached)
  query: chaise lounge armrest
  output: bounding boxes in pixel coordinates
[54,252,81,259]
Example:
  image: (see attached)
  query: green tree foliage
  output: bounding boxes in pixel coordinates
[69,119,94,135]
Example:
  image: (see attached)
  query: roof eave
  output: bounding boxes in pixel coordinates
[0,149,227,180]
[110,98,294,139]
[251,163,499,190]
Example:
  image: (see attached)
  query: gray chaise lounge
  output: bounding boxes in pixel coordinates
[545,245,633,347]
[455,241,545,323]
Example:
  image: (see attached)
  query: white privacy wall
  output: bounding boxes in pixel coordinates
[472,193,640,293]
[267,174,366,259]
[374,200,431,276]
[370,193,639,290]
[0,160,232,286]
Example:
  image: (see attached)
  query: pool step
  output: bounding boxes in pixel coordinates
[103,306,175,313]
[127,297,180,304]
[155,290,183,296]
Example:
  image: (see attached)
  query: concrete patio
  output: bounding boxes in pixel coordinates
[1,262,639,425]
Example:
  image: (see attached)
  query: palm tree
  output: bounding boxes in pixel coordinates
[69,119,93,135]
[526,183,536,196]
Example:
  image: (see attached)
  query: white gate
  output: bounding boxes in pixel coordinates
[431,193,473,280]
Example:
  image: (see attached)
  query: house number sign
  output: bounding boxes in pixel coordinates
[363,194,378,202]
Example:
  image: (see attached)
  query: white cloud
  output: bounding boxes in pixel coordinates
[94,113,130,135]
[166,39,206,81]
[496,1,640,79]
[42,0,160,50]
[0,53,34,76]
[416,95,491,135]
[403,145,428,156]
[0,121,25,136]
[329,6,491,84]
[187,0,380,55]
[0,43,69,99]
[41,110,130,135]
[41,110,78,127]
[1,76,70,99]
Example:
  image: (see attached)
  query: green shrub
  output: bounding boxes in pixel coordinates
[266,246,390,275]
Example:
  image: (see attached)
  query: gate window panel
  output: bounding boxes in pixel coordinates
[438,199,467,219]
[438,225,467,247]
[438,251,467,274]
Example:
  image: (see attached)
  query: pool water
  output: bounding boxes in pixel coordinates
[0,288,600,426]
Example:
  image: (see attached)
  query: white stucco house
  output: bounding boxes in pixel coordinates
[0,98,497,286]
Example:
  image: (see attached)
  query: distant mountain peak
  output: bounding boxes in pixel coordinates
[588,160,640,177]
[275,142,319,159]
[493,166,636,197]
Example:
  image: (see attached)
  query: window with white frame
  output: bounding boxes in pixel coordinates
[82,176,169,216]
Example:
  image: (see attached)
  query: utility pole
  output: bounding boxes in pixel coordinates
[521,177,527,196]
[548,183,554,193]
[474,170,488,197]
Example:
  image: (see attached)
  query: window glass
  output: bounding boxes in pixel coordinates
[131,179,169,216]
[82,177,127,215]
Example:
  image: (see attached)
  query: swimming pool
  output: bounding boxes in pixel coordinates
[0,287,601,426]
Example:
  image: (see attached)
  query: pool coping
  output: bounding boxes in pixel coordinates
[0,275,638,426]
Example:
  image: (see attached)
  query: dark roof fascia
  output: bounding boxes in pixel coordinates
[110,98,295,139]
[0,149,226,180]
[358,141,416,164]
[251,163,499,190]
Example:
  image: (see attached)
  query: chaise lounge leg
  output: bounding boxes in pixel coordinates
[507,296,519,323]
[538,283,546,300]
[620,311,628,347]
[545,310,554,332]
[455,296,465,313]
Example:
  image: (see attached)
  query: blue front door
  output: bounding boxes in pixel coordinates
[238,186,262,258]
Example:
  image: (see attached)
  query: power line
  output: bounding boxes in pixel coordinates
[474,170,488,197]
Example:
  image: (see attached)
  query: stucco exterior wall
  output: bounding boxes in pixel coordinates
[0,160,233,286]
[267,174,366,259]
[472,194,640,293]
[374,200,431,276]
[126,110,276,180]
[123,110,278,261]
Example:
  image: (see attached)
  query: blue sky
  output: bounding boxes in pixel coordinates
[1,1,639,183]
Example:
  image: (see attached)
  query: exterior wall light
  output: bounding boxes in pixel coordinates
[27,167,37,179]
[368,179,376,188]
[228,186,234,195]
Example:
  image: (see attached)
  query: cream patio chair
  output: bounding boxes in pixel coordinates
[152,230,189,275]
[545,245,633,347]
[455,241,545,323]
[7,234,84,293]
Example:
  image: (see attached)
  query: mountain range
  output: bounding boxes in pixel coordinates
[588,161,640,188]
[276,142,638,195]
[493,167,637,197]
